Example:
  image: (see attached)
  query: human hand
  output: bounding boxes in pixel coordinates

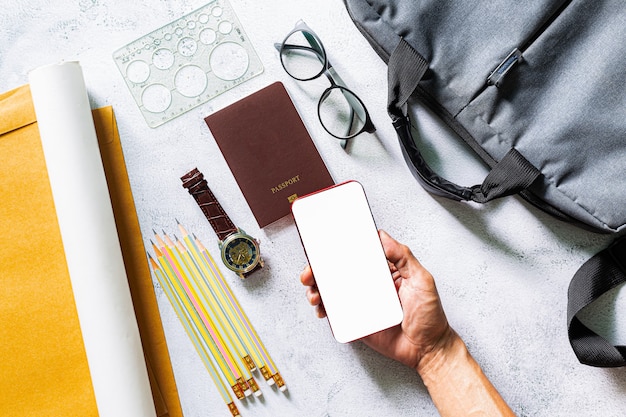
[300,229,457,373]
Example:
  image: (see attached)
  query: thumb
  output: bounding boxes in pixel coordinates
[379,229,427,280]
[379,229,409,267]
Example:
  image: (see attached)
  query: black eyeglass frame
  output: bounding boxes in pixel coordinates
[276,20,376,148]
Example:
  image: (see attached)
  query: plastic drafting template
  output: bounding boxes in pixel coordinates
[113,0,263,128]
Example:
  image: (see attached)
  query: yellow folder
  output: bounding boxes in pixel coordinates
[0,84,183,417]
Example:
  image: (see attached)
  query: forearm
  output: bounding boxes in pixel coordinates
[417,331,516,417]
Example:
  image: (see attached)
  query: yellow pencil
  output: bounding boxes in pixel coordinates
[148,255,240,416]
[171,233,261,397]
[152,243,244,398]
[195,236,280,382]
[156,236,250,396]
[177,224,274,380]
[152,242,246,400]
[174,235,254,370]
[176,220,271,368]
[175,225,261,373]
[156,232,257,397]
[190,229,286,391]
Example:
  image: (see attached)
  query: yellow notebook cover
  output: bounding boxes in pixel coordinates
[0,84,183,417]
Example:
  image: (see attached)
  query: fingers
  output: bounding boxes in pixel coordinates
[300,265,317,304]
[300,264,315,286]
[300,264,327,318]
[306,282,327,318]
[306,286,321,306]
[314,304,327,318]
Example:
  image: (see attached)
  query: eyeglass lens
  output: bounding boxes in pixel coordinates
[280,29,325,81]
[319,87,368,138]
[280,27,372,140]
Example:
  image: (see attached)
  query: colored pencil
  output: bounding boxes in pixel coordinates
[176,224,263,370]
[176,224,268,370]
[169,233,261,397]
[187,227,286,392]
[154,233,256,397]
[174,235,255,371]
[152,241,247,399]
[192,233,278,383]
[148,254,240,417]
[147,221,287,416]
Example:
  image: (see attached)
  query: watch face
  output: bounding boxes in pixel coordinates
[220,233,260,274]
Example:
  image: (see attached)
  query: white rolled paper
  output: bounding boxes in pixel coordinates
[28,62,155,417]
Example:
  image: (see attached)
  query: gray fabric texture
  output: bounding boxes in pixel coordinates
[344,0,626,233]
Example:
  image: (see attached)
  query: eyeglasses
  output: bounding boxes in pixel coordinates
[275,20,376,149]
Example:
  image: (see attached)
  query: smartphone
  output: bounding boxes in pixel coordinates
[291,180,403,343]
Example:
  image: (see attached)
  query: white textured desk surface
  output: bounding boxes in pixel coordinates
[2,1,625,416]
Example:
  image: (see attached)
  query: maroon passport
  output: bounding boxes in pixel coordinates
[205,82,334,228]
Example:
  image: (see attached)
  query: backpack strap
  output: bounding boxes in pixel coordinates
[567,236,626,367]
[387,39,540,203]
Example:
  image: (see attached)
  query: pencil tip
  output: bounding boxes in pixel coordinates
[175,218,180,224]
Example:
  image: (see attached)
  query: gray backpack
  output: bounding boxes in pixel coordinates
[343,0,625,365]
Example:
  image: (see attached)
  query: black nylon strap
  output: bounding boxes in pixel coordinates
[567,236,626,367]
[387,39,428,121]
[471,148,541,203]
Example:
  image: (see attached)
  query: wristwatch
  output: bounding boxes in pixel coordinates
[181,168,263,279]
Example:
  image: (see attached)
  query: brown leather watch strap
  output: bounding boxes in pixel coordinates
[181,168,238,241]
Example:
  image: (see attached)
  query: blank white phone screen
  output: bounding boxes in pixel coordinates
[291,181,403,343]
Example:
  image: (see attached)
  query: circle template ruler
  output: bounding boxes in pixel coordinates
[113,0,263,128]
